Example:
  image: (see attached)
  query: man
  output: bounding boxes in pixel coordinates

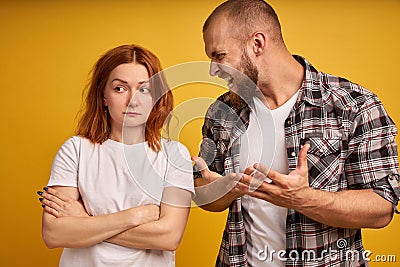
[192,0,400,266]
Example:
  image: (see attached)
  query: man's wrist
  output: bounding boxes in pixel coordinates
[293,187,320,213]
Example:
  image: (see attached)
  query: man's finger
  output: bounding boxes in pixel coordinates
[243,166,255,176]
[240,173,269,192]
[253,163,273,183]
[247,188,273,202]
[236,180,278,200]
[191,156,211,177]
[296,143,310,172]
[253,163,269,175]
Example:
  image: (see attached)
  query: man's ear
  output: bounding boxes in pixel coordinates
[251,32,267,55]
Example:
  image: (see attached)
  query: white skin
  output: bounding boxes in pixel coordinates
[105,63,154,144]
[41,63,191,251]
[193,14,393,228]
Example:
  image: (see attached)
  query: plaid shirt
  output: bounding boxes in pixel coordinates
[195,56,400,267]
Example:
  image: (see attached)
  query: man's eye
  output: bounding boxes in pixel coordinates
[216,53,226,61]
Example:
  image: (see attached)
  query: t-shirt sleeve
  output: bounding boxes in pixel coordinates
[47,136,81,187]
[164,141,195,195]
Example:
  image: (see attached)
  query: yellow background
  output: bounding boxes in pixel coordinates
[1,0,399,266]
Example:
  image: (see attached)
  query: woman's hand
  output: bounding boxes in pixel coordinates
[127,204,160,226]
[38,187,89,218]
[38,187,160,225]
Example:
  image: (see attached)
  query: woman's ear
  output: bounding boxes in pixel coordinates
[103,97,108,106]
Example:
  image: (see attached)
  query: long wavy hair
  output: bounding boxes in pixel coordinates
[76,44,173,151]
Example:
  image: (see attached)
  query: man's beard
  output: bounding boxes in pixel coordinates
[230,50,259,108]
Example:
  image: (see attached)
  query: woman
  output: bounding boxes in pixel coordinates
[37,44,194,266]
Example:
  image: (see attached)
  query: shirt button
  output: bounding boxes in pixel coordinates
[286,120,292,126]
[291,152,296,157]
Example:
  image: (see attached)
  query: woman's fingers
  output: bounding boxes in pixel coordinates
[37,187,64,215]
[45,186,69,202]
[40,197,61,210]
[37,187,68,207]
[42,203,60,218]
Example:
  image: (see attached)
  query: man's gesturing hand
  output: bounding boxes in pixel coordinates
[192,156,222,183]
[238,143,314,210]
[192,156,250,207]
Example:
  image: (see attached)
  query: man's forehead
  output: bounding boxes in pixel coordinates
[203,17,234,55]
[204,14,231,36]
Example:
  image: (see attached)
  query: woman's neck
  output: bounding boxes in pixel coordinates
[109,126,145,145]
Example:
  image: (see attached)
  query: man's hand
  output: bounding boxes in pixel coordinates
[238,143,314,210]
[238,143,394,228]
[192,156,250,209]
[192,156,222,183]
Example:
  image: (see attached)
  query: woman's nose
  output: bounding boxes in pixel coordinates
[127,91,139,107]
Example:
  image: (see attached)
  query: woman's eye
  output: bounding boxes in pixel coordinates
[139,87,150,94]
[115,86,125,92]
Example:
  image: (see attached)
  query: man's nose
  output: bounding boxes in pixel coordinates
[209,61,220,76]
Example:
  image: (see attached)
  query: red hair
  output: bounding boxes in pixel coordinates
[76,44,173,151]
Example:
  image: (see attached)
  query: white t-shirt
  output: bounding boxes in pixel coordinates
[240,92,298,266]
[47,136,194,267]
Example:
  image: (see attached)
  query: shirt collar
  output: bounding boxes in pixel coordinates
[293,55,324,109]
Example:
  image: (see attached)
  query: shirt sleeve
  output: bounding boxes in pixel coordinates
[164,141,195,195]
[345,95,399,207]
[47,136,81,187]
[193,99,229,179]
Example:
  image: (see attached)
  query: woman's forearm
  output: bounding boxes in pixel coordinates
[106,207,190,251]
[106,188,192,251]
[42,206,158,248]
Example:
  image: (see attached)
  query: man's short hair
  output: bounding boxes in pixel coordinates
[203,0,283,45]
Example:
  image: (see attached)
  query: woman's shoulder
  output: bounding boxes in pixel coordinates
[60,135,96,150]
[161,139,188,150]
[161,139,190,157]
[63,135,89,145]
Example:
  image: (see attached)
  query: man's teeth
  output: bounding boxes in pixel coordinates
[224,77,234,87]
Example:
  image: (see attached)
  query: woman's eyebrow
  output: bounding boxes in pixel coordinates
[111,78,128,84]
[138,80,149,84]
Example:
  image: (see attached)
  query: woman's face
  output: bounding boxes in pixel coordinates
[103,63,153,131]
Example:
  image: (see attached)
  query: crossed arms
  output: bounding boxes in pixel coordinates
[41,186,191,251]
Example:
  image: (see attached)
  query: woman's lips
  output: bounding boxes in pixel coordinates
[123,111,141,116]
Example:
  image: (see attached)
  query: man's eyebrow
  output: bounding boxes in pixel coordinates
[138,80,149,84]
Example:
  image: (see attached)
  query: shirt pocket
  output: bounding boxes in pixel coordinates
[307,137,342,158]
[304,136,342,190]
